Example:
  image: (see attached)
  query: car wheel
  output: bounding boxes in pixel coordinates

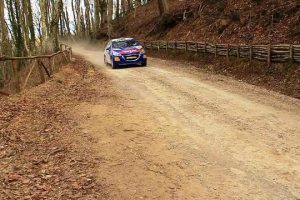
[141,60,147,67]
[112,61,119,69]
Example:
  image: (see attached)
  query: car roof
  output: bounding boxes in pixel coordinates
[111,38,135,42]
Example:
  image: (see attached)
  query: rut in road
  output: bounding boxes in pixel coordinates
[72,44,300,200]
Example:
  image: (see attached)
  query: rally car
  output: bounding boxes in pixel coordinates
[104,38,147,69]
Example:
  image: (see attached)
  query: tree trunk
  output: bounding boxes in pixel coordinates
[100,0,107,28]
[107,0,113,39]
[84,0,92,38]
[0,0,10,55]
[40,0,48,49]
[50,0,63,52]
[158,0,169,16]
[59,0,65,37]
[75,0,81,37]
[116,0,120,18]
[7,0,26,56]
[71,0,78,36]
[63,6,71,37]
[23,0,35,53]
[94,0,100,32]
[27,0,35,51]
[127,0,132,11]
[21,0,30,54]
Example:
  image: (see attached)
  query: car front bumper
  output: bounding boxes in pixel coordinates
[113,54,147,66]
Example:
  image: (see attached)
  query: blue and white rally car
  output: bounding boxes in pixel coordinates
[104,38,147,69]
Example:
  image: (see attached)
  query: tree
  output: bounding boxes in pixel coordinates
[71,0,78,35]
[6,0,26,56]
[107,0,113,39]
[40,0,48,49]
[158,0,169,16]
[116,0,120,18]
[94,0,100,32]
[50,0,63,51]
[63,6,71,37]
[100,0,107,28]
[127,0,133,11]
[84,0,92,38]
[0,0,10,55]
[22,0,35,53]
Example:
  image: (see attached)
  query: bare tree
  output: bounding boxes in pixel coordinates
[158,0,169,16]
[22,0,35,53]
[0,0,10,55]
[107,0,113,39]
[40,0,48,48]
[84,0,92,38]
[50,0,63,51]
[6,0,26,56]
[63,6,71,37]
[71,0,78,35]
[100,0,107,28]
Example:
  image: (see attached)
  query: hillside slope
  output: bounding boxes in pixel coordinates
[114,0,300,44]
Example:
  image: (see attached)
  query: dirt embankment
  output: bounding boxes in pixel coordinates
[113,0,300,44]
[0,57,113,199]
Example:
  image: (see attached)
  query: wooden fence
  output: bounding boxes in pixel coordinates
[143,41,300,66]
[0,44,72,95]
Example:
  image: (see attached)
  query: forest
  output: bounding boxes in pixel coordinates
[0,0,165,57]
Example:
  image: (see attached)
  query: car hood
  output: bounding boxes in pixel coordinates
[112,46,143,54]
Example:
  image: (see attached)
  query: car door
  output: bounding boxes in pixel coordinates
[104,42,112,64]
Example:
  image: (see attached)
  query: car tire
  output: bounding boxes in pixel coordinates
[141,60,147,67]
[112,61,119,69]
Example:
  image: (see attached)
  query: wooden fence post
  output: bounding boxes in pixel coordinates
[166,41,168,51]
[289,45,294,63]
[185,41,188,52]
[249,44,253,65]
[237,45,240,59]
[12,60,21,92]
[215,44,217,58]
[39,60,51,79]
[175,41,177,50]
[69,48,72,61]
[226,44,229,61]
[48,57,52,74]
[204,42,207,55]
[22,60,37,90]
[38,59,46,83]
[267,44,271,70]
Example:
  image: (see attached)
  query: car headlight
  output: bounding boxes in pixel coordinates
[112,51,121,56]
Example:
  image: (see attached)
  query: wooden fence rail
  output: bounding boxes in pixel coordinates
[0,44,72,95]
[143,41,300,66]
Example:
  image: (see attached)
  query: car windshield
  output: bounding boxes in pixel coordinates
[112,40,140,48]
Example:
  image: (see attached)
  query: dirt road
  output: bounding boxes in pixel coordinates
[72,45,300,200]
